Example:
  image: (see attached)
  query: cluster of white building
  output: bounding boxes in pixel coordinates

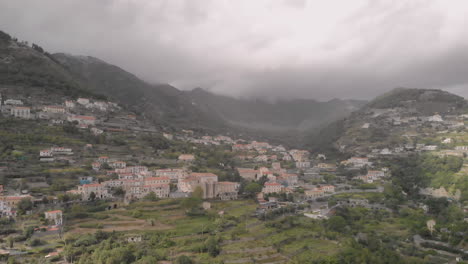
[0,94,122,131]
[354,170,387,183]
[39,146,74,162]
[0,193,32,217]
[76,154,240,201]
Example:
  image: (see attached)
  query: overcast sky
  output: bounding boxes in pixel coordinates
[1,0,467,100]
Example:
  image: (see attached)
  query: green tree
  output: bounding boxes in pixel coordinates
[205,236,221,257]
[7,237,13,248]
[143,191,159,201]
[135,256,159,264]
[192,186,204,199]
[181,196,202,213]
[244,182,262,197]
[175,255,193,264]
[58,193,70,203]
[89,191,96,201]
[326,216,347,233]
[112,187,125,198]
[17,197,33,215]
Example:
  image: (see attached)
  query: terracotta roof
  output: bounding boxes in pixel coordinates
[191,172,217,178]
[144,177,170,181]
[45,105,64,109]
[281,173,298,178]
[46,210,62,214]
[75,115,96,120]
[218,181,237,185]
[83,183,101,187]
[4,196,28,200]
[182,177,198,182]
[237,168,258,173]
[143,184,169,188]
[265,182,281,186]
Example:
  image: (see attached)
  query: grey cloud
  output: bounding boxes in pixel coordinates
[0,0,467,100]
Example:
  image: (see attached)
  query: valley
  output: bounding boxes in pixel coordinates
[0,30,467,264]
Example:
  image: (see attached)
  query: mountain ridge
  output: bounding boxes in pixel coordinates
[307,87,468,156]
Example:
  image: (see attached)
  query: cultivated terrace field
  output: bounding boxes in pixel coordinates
[1,196,464,264]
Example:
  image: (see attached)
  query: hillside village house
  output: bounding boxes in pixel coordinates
[290,149,309,161]
[255,155,268,162]
[10,106,31,119]
[282,154,292,161]
[40,149,53,157]
[428,114,443,122]
[235,154,254,161]
[278,173,298,186]
[217,182,240,200]
[92,162,101,171]
[163,133,173,140]
[258,167,274,177]
[91,127,104,135]
[251,141,270,149]
[356,175,374,183]
[44,210,63,225]
[109,161,126,169]
[455,146,468,151]
[305,189,325,199]
[67,115,96,125]
[272,162,281,171]
[0,195,32,217]
[117,172,136,180]
[178,154,195,162]
[126,166,149,174]
[367,170,385,178]
[78,183,110,200]
[93,101,108,111]
[305,185,335,199]
[316,163,336,171]
[79,176,94,185]
[4,99,23,105]
[101,177,171,200]
[177,172,237,199]
[129,183,170,199]
[295,161,311,169]
[344,157,371,168]
[423,145,438,151]
[0,200,16,217]
[214,135,233,142]
[262,182,283,194]
[50,147,73,155]
[232,144,251,151]
[320,185,335,193]
[144,177,171,185]
[65,100,75,108]
[98,156,110,163]
[77,98,90,105]
[155,168,187,181]
[237,168,259,181]
[185,172,218,199]
[43,105,66,114]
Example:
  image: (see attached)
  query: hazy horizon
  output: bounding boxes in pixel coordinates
[1,0,468,100]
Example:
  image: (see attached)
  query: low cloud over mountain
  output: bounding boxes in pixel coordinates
[1,0,468,99]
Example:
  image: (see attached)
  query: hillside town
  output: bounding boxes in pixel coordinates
[0,48,467,263]
[1,90,467,223]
